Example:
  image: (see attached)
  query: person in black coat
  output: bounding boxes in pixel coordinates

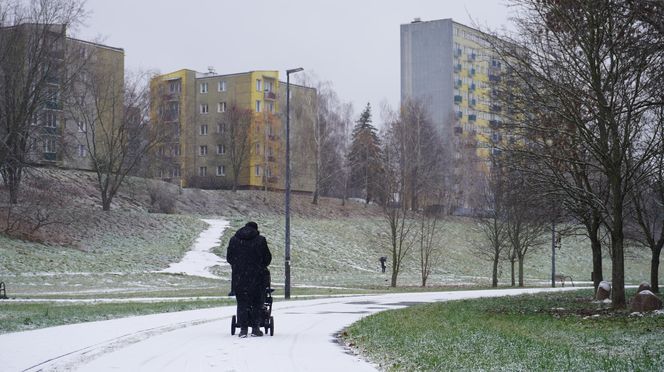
[226,221,272,338]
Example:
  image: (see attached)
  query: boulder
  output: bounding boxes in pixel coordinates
[596,281,611,301]
[637,282,652,293]
[631,290,663,313]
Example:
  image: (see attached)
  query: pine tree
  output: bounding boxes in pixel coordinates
[347,103,382,203]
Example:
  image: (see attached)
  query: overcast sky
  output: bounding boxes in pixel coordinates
[79,0,513,119]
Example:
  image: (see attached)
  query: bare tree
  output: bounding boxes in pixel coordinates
[67,66,164,211]
[0,0,87,203]
[221,102,252,192]
[474,157,509,288]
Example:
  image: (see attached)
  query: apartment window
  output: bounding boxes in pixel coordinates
[255,142,260,154]
[255,100,261,113]
[200,104,208,114]
[200,145,208,156]
[268,102,274,113]
[172,145,180,156]
[172,167,180,178]
[159,169,164,178]
[78,144,87,157]
[169,80,181,93]
[216,165,225,176]
[200,82,208,93]
[218,80,226,92]
[255,165,261,176]
[256,79,262,92]
[158,146,165,156]
[264,80,273,92]
[216,123,225,134]
[217,144,225,154]
[200,124,208,135]
[218,101,226,113]
[77,121,86,132]
[45,111,57,128]
[199,166,207,176]
[43,138,56,153]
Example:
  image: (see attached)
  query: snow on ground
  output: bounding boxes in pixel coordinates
[1,287,585,372]
[159,219,230,279]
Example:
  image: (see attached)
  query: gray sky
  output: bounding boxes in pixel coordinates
[79,0,513,118]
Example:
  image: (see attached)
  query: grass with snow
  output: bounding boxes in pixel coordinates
[0,298,235,334]
[344,289,664,371]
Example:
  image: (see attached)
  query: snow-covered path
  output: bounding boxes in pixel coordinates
[1,287,584,371]
[160,218,230,279]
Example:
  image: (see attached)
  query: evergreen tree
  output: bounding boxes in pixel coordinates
[347,103,382,203]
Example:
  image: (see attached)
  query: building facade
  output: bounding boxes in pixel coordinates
[401,18,506,169]
[0,23,124,171]
[150,69,316,192]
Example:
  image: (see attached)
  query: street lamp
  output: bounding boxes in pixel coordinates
[285,67,303,299]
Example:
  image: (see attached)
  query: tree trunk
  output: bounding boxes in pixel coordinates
[312,188,319,205]
[591,234,603,292]
[510,260,516,287]
[102,194,111,211]
[610,177,626,308]
[518,257,525,287]
[492,252,499,288]
[651,247,661,293]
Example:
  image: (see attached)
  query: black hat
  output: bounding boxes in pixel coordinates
[245,221,258,230]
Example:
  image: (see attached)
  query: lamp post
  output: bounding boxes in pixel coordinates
[285,67,303,299]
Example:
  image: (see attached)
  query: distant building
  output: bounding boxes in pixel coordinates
[401,18,507,168]
[150,69,316,192]
[0,23,124,170]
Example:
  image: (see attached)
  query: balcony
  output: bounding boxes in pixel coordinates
[454,126,463,134]
[454,95,463,103]
[267,176,279,183]
[468,114,477,122]
[268,134,280,141]
[268,155,276,162]
[264,91,277,101]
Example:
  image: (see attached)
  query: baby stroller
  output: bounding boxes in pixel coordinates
[231,269,274,336]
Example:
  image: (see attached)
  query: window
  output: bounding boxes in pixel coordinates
[216,123,225,134]
[218,80,226,92]
[78,144,86,157]
[256,79,262,92]
[199,166,207,176]
[43,138,56,153]
[158,146,165,156]
[200,145,208,156]
[45,111,57,128]
[172,145,180,156]
[255,142,260,154]
[200,124,208,135]
[264,80,273,92]
[172,167,180,178]
[268,102,274,113]
[159,169,164,178]
[200,82,208,93]
[255,165,261,176]
[216,165,225,176]
[217,144,225,154]
[77,121,86,132]
[200,104,208,114]
[169,80,181,93]
[255,100,261,113]
[218,101,226,113]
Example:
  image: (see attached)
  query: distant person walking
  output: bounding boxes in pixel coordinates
[226,221,272,338]
[379,256,387,273]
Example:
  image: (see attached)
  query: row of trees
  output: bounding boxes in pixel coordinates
[481,0,664,308]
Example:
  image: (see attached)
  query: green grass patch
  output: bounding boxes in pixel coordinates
[0,298,235,335]
[344,289,664,371]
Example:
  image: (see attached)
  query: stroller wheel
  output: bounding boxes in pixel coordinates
[269,316,274,336]
[231,315,237,335]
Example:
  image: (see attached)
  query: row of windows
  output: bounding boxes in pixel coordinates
[199,123,228,135]
[199,100,274,114]
[198,165,226,176]
[159,168,181,178]
[199,80,227,94]
[199,144,226,155]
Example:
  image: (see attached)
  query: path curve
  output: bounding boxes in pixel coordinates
[0,287,584,371]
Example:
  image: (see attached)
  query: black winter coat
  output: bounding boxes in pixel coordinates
[226,226,272,293]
